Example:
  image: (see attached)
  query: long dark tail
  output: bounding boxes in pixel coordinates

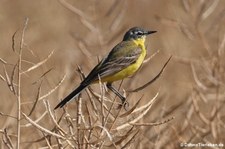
[54,84,88,109]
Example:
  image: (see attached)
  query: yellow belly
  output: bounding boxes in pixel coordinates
[100,44,146,83]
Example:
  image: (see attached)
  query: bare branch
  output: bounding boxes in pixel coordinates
[12,29,19,52]
[22,112,66,140]
[114,92,159,131]
[0,112,17,119]
[201,0,219,20]
[3,128,14,149]
[130,116,175,126]
[21,111,48,127]
[17,17,29,149]
[28,82,42,116]
[119,95,143,118]
[21,50,55,74]
[32,68,53,85]
[0,57,7,64]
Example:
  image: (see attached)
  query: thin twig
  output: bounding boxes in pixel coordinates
[22,112,66,140]
[3,65,14,92]
[43,100,66,135]
[21,111,48,127]
[12,29,19,52]
[32,68,53,84]
[10,62,18,95]
[128,56,172,92]
[119,95,143,118]
[28,82,42,116]
[21,50,55,74]
[114,92,159,131]
[0,112,17,119]
[121,130,140,149]
[3,128,14,149]
[21,74,66,105]
[0,57,7,64]
[58,0,96,32]
[17,17,29,149]
[129,116,175,126]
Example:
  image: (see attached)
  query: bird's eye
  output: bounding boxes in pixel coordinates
[135,31,142,35]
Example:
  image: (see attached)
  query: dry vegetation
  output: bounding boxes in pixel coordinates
[0,0,225,149]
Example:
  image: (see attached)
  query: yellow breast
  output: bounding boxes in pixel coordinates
[101,39,146,83]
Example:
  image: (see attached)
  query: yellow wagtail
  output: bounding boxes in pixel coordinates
[54,27,156,109]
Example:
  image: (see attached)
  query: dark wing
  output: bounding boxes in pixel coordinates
[81,41,142,85]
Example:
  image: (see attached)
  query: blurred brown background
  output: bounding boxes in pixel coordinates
[0,0,225,148]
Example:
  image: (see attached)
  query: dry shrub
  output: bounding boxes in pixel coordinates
[0,4,172,149]
[0,0,225,148]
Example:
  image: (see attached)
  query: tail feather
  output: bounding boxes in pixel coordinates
[54,84,87,109]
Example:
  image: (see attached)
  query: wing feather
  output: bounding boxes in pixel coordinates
[81,41,142,85]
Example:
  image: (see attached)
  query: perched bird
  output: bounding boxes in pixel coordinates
[54,27,156,109]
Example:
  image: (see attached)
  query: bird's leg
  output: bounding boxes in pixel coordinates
[106,83,129,109]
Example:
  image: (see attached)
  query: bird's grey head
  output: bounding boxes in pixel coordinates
[123,27,157,41]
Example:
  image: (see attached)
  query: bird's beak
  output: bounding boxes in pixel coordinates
[145,30,157,35]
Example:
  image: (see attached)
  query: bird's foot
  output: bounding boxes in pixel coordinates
[117,100,129,111]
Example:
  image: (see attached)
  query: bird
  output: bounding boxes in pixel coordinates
[54,27,157,109]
